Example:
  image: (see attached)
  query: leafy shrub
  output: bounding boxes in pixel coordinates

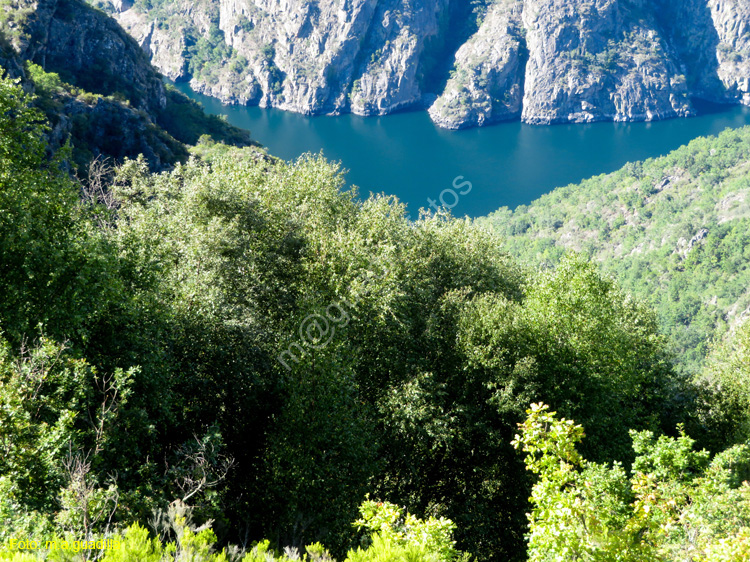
[512,403,750,562]
[99,524,162,562]
[347,500,461,562]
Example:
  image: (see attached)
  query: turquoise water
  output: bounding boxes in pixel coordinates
[174,83,750,218]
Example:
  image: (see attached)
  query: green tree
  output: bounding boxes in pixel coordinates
[0,75,120,343]
[512,403,750,562]
[692,320,750,451]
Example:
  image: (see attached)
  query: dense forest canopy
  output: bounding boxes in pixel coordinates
[1,64,749,562]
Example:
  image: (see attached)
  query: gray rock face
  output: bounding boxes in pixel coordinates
[521,0,693,124]
[710,0,750,104]
[96,0,750,128]
[117,9,188,81]
[217,0,384,112]
[191,0,449,116]
[348,0,449,116]
[653,0,723,98]
[18,0,167,114]
[428,0,525,129]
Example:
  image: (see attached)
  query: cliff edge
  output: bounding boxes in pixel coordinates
[86,0,750,128]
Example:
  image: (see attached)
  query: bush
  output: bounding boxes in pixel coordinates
[512,403,750,562]
[100,524,161,562]
[346,500,462,562]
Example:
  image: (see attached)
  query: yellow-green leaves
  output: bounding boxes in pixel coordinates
[512,403,585,476]
[514,404,750,562]
[347,499,462,562]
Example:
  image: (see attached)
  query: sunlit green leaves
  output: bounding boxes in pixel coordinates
[514,404,750,562]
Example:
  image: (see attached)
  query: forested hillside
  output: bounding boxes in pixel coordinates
[1,72,749,561]
[2,2,750,557]
[0,0,255,171]
[485,125,750,374]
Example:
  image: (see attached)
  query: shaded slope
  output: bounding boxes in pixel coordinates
[1,0,253,170]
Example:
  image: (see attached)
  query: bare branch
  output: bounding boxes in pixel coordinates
[171,431,235,504]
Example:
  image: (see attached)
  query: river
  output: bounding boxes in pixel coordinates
[173,83,750,218]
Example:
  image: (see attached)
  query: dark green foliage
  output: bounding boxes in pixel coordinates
[105,152,676,560]
[68,103,189,170]
[1,75,739,562]
[157,84,254,147]
[371,255,674,561]
[692,320,750,452]
[0,76,117,341]
[23,62,190,171]
[0,337,91,514]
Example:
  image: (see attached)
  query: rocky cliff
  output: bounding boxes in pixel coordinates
[0,0,182,169]
[428,0,525,128]
[1,0,253,169]
[5,0,167,112]
[94,0,750,129]
[711,0,750,104]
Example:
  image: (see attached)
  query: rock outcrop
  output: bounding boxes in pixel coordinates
[710,0,750,104]
[198,0,450,115]
[91,0,750,129]
[14,0,167,114]
[1,0,188,169]
[428,0,525,129]
[116,8,188,81]
[521,0,693,124]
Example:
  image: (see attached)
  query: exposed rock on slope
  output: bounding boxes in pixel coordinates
[349,0,449,115]
[0,0,185,169]
[179,0,449,116]
[521,0,693,125]
[1,0,251,169]
[710,0,750,104]
[428,0,525,129]
[654,0,724,99]
[12,0,167,113]
[95,0,750,129]
[117,7,188,81]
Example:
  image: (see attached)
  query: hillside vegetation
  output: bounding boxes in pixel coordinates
[0,0,255,172]
[485,125,750,374]
[1,74,749,562]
